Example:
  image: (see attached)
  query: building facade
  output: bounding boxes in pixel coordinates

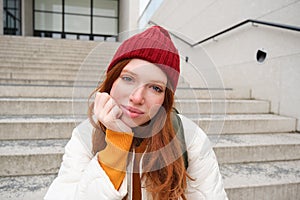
[1,0,140,41]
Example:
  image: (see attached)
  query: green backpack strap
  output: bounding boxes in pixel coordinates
[171,108,189,169]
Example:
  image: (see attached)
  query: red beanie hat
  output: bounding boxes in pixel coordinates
[107,26,180,91]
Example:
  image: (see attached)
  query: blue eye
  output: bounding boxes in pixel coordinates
[121,76,133,82]
[151,85,163,93]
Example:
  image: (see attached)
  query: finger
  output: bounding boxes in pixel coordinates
[102,97,117,116]
[110,104,122,119]
[102,106,122,130]
[96,92,110,107]
[94,92,110,114]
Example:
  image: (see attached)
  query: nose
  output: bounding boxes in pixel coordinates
[129,86,145,104]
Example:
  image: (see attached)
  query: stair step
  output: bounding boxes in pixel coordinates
[0,48,119,61]
[0,60,106,69]
[0,85,83,98]
[0,116,82,140]
[0,85,251,99]
[0,73,190,88]
[0,71,104,83]
[222,160,300,200]
[0,174,56,200]
[189,114,296,134]
[0,45,114,52]
[175,88,251,99]
[0,73,187,88]
[0,51,112,58]
[0,63,100,74]
[0,35,120,47]
[0,36,103,47]
[0,72,102,82]
[0,114,296,140]
[0,98,89,116]
[0,139,67,176]
[0,43,99,50]
[0,48,116,57]
[1,133,300,176]
[0,55,102,63]
[1,160,299,200]
[176,99,269,114]
[0,97,269,116]
[214,133,300,164]
[0,79,96,87]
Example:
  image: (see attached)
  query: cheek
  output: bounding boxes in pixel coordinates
[110,79,131,104]
[146,95,165,118]
[109,81,118,99]
[109,81,124,105]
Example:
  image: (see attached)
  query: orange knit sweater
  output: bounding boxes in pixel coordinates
[98,129,134,190]
[98,129,147,200]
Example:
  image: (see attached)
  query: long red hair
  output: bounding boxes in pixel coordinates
[88,59,188,199]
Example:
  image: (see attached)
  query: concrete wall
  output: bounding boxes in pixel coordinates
[201,26,300,131]
[149,0,300,131]
[119,0,140,37]
[22,0,33,36]
[151,0,300,43]
[0,0,33,36]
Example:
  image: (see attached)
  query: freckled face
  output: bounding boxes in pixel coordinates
[110,59,167,128]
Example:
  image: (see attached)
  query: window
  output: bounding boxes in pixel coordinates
[33,0,119,40]
[3,0,22,35]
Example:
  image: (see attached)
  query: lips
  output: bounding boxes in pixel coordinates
[121,105,145,118]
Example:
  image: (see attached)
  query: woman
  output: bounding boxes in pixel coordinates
[44,26,228,200]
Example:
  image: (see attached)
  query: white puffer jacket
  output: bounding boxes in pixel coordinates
[44,115,228,200]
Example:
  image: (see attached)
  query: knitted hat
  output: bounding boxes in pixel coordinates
[107,26,180,91]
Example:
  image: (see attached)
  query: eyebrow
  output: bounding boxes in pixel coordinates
[122,69,167,86]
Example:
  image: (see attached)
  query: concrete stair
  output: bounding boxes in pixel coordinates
[0,35,118,88]
[0,98,270,116]
[0,35,299,200]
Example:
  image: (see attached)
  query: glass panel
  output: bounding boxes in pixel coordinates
[52,33,62,38]
[7,0,16,8]
[35,12,62,31]
[93,17,117,35]
[65,0,90,15]
[106,37,117,42]
[94,0,118,17]
[5,0,21,19]
[65,34,77,40]
[65,14,90,34]
[35,0,62,12]
[94,36,105,41]
[79,35,90,40]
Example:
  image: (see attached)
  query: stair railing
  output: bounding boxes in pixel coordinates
[3,8,21,35]
[149,19,300,47]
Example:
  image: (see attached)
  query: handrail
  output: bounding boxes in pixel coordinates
[4,8,21,22]
[149,19,300,47]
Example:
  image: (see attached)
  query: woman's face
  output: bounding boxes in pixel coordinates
[110,59,167,128]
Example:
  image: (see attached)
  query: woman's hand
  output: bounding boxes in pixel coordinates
[94,92,132,133]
